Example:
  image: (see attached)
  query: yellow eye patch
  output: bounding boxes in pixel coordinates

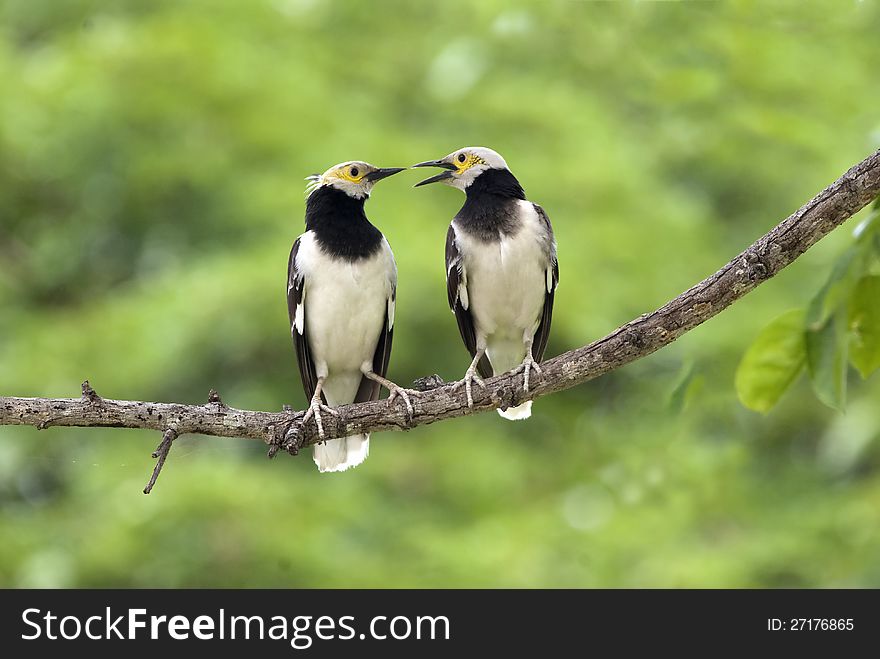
[336,165,365,182]
[455,153,486,173]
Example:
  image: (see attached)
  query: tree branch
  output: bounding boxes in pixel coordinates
[143,427,178,494]
[2,149,879,461]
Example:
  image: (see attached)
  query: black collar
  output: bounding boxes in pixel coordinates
[465,168,526,201]
[305,186,384,259]
[455,168,527,240]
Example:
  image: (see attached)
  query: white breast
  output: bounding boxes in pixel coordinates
[455,200,550,343]
[295,231,396,405]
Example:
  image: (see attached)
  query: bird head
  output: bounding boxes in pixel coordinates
[412,147,510,191]
[306,161,404,199]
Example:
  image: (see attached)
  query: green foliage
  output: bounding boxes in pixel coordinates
[849,276,880,378]
[735,310,805,413]
[2,0,880,588]
[805,309,849,410]
[806,238,874,330]
[738,200,880,413]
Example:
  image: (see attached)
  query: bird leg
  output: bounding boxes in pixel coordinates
[511,338,542,393]
[301,376,339,440]
[451,348,488,408]
[362,370,421,421]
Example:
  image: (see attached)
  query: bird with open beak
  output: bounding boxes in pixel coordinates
[287,161,416,472]
[413,147,559,420]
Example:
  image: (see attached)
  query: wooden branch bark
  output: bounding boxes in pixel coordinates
[2,148,880,462]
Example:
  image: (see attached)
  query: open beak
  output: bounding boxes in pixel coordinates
[364,167,405,182]
[412,159,457,187]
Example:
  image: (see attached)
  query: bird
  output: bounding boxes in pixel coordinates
[413,147,558,420]
[287,160,416,472]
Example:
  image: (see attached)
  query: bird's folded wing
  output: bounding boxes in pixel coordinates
[287,237,321,402]
[446,224,493,378]
[532,204,559,362]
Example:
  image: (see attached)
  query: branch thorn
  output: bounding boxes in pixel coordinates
[207,389,226,407]
[81,380,101,403]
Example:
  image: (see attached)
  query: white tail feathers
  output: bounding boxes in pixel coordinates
[497,401,532,421]
[313,434,370,473]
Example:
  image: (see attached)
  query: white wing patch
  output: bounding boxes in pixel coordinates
[459,266,469,310]
[383,237,398,330]
[294,287,306,335]
[291,238,309,335]
[546,267,555,293]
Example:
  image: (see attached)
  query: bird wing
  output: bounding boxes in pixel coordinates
[446,224,493,378]
[531,203,559,362]
[354,264,396,404]
[287,237,322,403]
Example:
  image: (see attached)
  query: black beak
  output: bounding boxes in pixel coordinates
[411,159,457,187]
[412,159,457,170]
[363,167,405,182]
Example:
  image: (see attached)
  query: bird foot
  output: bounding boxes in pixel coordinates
[301,396,339,440]
[387,384,421,422]
[511,356,542,393]
[451,368,487,408]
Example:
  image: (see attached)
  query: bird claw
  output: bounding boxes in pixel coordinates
[387,385,420,422]
[452,369,487,408]
[301,397,339,440]
[512,356,542,393]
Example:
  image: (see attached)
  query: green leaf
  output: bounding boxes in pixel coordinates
[806,202,879,329]
[805,308,849,411]
[848,275,880,378]
[806,244,870,329]
[735,309,806,413]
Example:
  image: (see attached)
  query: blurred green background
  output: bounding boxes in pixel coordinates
[1,0,879,588]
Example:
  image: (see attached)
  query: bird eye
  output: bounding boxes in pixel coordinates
[350,166,359,177]
[457,153,466,163]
